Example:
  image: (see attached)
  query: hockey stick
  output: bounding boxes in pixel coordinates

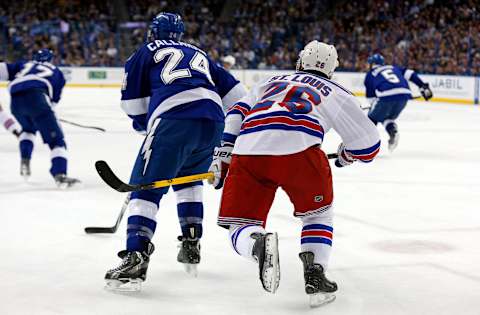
[59,118,106,132]
[84,194,130,234]
[96,154,339,193]
[95,160,213,193]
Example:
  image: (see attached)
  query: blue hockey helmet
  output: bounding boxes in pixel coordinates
[33,49,54,62]
[367,53,385,65]
[147,12,185,42]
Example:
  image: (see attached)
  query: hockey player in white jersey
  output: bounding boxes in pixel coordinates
[0,103,21,137]
[208,41,380,307]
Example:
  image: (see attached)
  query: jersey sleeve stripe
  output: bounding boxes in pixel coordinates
[404,69,414,80]
[120,97,150,115]
[222,133,237,144]
[375,87,411,98]
[0,63,8,80]
[347,141,381,162]
[221,83,247,110]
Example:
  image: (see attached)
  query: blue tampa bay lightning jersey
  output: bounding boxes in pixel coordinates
[120,39,246,132]
[364,65,424,102]
[0,61,66,104]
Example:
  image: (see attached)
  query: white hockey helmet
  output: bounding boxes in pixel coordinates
[223,55,236,66]
[296,40,339,78]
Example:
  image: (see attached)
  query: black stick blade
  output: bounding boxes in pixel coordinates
[327,153,338,159]
[84,227,116,234]
[95,160,135,192]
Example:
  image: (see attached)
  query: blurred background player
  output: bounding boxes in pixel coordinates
[364,53,433,151]
[0,49,79,188]
[0,103,21,137]
[221,55,236,71]
[104,12,246,291]
[208,41,380,307]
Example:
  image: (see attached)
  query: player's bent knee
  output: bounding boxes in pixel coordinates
[174,185,203,203]
[127,198,159,221]
[47,137,66,150]
[301,206,334,225]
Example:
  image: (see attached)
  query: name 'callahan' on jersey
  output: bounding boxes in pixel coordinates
[120,39,245,132]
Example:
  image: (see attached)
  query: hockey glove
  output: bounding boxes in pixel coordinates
[420,83,433,101]
[132,120,147,135]
[208,145,233,189]
[335,143,356,168]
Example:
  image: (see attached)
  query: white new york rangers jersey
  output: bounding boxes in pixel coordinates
[223,71,380,162]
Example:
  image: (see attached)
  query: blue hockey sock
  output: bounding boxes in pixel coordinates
[126,215,157,252]
[177,202,203,239]
[19,133,35,160]
[50,157,67,176]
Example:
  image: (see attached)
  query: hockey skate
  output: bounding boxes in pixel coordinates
[299,252,337,308]
[177,235,201,277]
[387,128,400,152]
[54,174,81,189]
[20,158,31,180]
[105,243,154,292]
[251,232,280,293]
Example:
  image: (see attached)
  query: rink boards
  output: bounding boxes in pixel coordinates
[1,67,478,105]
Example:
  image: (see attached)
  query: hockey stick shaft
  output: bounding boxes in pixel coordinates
[84,194,130,234]
[96,154,339,193]
[59,118,106,132]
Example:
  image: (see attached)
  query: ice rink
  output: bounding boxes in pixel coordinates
[1,88,479,315]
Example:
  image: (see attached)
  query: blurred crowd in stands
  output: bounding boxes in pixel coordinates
[0,0,478,75]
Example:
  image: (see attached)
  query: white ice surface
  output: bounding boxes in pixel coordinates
[0,88,479,315]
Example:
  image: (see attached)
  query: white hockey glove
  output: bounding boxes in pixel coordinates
[335,143,356,168]
[420,83,433,101]
[208,145,233,189]
[4,118,21,138]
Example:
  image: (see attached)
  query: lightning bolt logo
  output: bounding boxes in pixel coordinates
[141,119,161,175]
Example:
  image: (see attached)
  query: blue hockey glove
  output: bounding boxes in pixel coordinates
[335,143,356,168]
[132,120,146,135]
[208,145,233,189]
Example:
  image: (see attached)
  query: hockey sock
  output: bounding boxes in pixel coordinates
[229,224,266,262]
[126,199,158,252]
[50,146,67,176]
[19,132,35,159]
[177,202,203,239]
[175,186,203,239]
[300,209,334,270]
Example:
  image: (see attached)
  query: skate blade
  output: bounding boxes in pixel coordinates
[105,279,142,292]
[388,135,400,152]
[262,233,280,294]
[183,263,198,277]
[309,292,336,308]
[56,181,82,190]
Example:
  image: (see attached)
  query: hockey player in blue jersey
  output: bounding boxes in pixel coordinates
[104,12,246,291]
[364,53,433,151]
[0,49,80,188]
